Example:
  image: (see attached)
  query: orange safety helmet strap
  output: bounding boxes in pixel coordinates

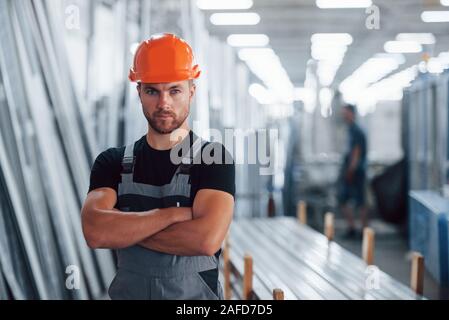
[128,33,201,83]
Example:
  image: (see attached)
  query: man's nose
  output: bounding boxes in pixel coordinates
[157,91,171,109]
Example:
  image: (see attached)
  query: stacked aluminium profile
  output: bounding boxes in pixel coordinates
[0,0,116,299]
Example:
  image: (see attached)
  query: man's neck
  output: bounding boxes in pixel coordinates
[146,125,191,150]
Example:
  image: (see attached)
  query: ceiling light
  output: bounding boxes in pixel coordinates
[249,83,274,105]
[421,11,449,23]
[210,13,260,25]
[240,48,294,104]
[384,41,422,53]
[318,64,340,86]
[396,33,436,45]
[319,87,333,118]
[427,58,444,73]
[312,50,346,61]
[374,53,405,65]
[311,33,353,45]
[227,34,269,47]
[311,43,348,53]
[438,51,449,67]
[238,48,275,61]
[339,55,402,103]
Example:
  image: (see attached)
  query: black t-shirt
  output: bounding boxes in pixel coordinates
[343,123,367,174]
[88,131,235,203]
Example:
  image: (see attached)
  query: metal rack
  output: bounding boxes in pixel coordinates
[403,70,449,193]
[404,69,449,286]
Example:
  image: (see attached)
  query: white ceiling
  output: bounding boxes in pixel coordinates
[201,0,449,87]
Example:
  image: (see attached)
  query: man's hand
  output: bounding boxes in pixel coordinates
[346,145,361,184]
[172,207,193,222]
[138,189,234,256]
[81,187,192,249]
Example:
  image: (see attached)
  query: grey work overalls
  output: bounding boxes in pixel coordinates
[108,135,223,300]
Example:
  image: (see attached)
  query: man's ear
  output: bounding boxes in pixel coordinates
[189,83,196,99]
[136,83,142,98]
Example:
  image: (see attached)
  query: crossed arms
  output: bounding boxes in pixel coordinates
[81,187,234,256]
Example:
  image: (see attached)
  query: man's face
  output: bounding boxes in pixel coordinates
[342,107,354,124]
[137,80,195,134]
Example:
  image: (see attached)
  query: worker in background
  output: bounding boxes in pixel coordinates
[81,33,235,299]
[337,104,368,239]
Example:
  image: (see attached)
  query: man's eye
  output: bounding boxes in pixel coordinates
[171,89,180,94]
[146,90,158,95]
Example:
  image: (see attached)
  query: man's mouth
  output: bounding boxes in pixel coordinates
[156,114,173,119]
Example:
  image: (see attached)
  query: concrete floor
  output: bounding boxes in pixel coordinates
[332,218,449,300]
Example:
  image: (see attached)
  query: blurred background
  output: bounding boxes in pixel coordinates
[1,0,449,300]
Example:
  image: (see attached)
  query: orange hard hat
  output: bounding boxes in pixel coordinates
[128,33,201,83]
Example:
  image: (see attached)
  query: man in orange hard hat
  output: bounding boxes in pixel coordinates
[81,33,235,299]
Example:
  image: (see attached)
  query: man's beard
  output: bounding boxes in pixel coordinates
[146,109,189,134]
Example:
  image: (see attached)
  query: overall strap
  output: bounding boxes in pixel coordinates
[120,142,136,184]
[178,135,206,175]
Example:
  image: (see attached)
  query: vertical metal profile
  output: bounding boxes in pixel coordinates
[0,131,49,299]
[0,266,11,299]
[0,0,51,299]
[42,0,117,293]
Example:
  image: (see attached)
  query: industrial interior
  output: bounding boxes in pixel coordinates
[1,0,449,300]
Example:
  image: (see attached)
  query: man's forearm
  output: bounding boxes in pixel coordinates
[139,215,225,256]
[82,207,191,249]
[139,189,234,256]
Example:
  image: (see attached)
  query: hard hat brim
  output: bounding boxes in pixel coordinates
[129,66,201,83]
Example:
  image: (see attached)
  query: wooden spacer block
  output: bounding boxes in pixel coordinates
[273,288,284,300]
[410,252,424,295]
[297,200,307,225]
[223,237,231,300]
[243,254,253,300]
[324,212,335,241]
[362,227,375,265]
